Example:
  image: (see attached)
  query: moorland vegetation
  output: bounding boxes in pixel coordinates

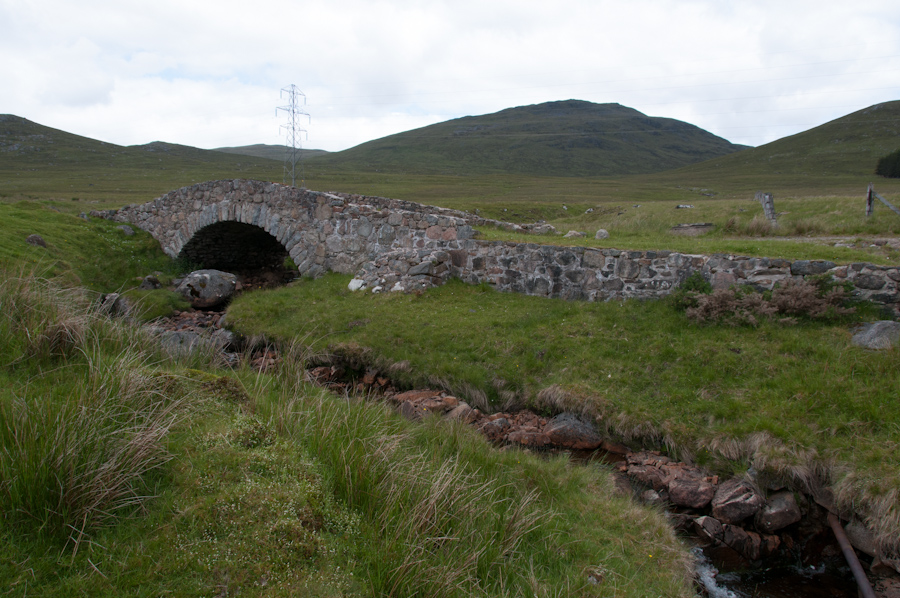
[1,99,900,595]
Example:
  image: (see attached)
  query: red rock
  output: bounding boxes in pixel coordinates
[600,439,630,455]
[393,390,443,403]
[506,429,551,447]
[668,477,716,509]
[478,418,510,442]
[694,516,724,543]
[444,403,476,423]
[399,401,424,421]
[626,464,667,491]
[720,525,779,561]
[421,396,459,413]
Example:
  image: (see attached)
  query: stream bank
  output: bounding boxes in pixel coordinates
[141,298,898,598]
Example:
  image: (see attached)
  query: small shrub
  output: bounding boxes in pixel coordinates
[685,287,776,326]
[876,148,900,178]
[684,278,855,326]
[769,278,855,319]
[669,272,712,311]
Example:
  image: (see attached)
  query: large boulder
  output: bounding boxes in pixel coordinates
[722,524,781,561]
[790,260,836,276]
[711,478,764,524]
[542,413,603,450]
[26,234,47,247]
[754,491,801,533]
[851,321,900,350]
[98,292,131,318]
[668,476,717,509]
[176,269,237,309]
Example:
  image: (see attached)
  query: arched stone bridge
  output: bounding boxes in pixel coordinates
[99,178,477,281]
[98,179,900,309]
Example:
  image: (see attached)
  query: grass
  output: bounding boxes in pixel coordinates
[0,201,187,292]
[226,273,900,550]
[0,275,192,543]
[0,272,696,596]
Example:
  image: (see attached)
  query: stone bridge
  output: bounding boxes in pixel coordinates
[98,179,479,279]
[97,179,900,309]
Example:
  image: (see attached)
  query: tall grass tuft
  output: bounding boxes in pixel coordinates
[0,273,187,545]
[0,367,182,543]
[266,346,558,597]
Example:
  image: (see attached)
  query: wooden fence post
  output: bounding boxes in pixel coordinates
[866,183,874,217]
[756,191,777,225]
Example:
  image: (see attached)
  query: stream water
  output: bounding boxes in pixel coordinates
[694,544,857,597]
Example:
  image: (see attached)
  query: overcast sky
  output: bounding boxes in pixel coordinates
[2,0,899,153]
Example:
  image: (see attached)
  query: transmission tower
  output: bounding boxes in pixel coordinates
[276,85,310,188]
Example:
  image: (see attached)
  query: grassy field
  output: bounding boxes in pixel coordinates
[0,272,694,597]
[2,103,900,592]
[225,273,900,549]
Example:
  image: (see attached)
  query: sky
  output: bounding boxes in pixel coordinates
[2,0,899,153]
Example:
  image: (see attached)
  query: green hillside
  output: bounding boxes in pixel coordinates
[215,144,329,161]
[663,100,900,184]
[0,115,283,204]
[305,100,747,177]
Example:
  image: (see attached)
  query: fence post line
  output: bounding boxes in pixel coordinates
[866,183,874,217]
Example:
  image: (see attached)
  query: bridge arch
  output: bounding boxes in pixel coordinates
[103,179,476,279]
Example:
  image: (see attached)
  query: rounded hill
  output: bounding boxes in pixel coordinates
[306,100,748,177]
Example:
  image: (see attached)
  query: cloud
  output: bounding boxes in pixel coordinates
[1,0,899,151]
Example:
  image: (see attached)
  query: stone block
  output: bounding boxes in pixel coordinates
[711,479,764,524]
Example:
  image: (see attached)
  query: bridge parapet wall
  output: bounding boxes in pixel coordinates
[95,179,900,311]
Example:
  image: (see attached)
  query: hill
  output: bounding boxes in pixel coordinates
[305,100,748,177]
[666,100,900,181]
[215,144,329,161]
[0,115,282,204]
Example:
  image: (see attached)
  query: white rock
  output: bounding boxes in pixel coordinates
[391,282,404,292]
[348,278,367,291]
[595,229,610,240]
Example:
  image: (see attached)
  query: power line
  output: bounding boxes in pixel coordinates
[277,84,310,188]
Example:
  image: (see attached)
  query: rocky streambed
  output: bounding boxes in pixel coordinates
[124,268,897,598]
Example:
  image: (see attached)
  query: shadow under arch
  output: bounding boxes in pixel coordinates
[178,221,289,271]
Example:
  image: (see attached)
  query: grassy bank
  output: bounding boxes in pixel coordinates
[227,273,900,549]
[0,270,696,595]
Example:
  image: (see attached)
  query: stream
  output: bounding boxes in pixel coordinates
[149,301,880,598]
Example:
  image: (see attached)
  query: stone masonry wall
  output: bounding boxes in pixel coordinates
[351,239,900,311]
[93,179,476,279]
[94,179,900,310]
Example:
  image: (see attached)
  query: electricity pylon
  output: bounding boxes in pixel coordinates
[276,85,310,188]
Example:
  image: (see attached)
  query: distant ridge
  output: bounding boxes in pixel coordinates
[215,144,328,162]
[305,100,748,177]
